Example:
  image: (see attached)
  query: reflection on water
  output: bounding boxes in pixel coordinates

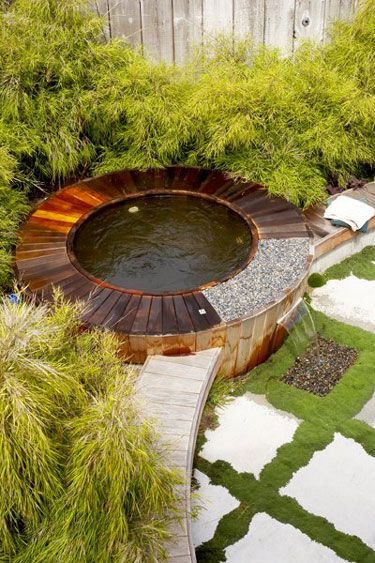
[74,194,252,293]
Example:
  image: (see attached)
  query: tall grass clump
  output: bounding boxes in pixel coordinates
[1,0,374,204]
[0,293,181,561]
[0,137,29,288]
[0,0,374,288]
[93,0,374,206]
[177,34,373,206]
[0,0,122,184]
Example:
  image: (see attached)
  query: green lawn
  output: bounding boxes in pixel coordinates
[195,247,375,562]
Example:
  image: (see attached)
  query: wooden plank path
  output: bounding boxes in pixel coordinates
[136,347,223,562]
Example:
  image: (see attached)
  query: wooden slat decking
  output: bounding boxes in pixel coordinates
[15,166,313,375]
[136,347,223,563]
[16,167,310,339]
[304,182,375,258]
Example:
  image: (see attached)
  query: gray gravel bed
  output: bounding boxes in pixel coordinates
[203,238,311,321]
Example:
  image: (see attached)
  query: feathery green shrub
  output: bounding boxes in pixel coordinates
[0,293,181,561]
[0,0,374,202]
[0,0,374,290]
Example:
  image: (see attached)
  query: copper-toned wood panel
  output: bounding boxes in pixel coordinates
[252,210,303,225]
[103,169,140,194]
[54,190,97,212]
[33,207,84,223]
[38,197,89,216]
[15,246,66,260]
[198,170,230,195]
[44,272,86,293]
[19,229,67,243]
[183,294,210,332]
[181,167,207,189]
[173,295,194,334]
[249,204,300,220]
[212,178,245,199]
[61,186,110,206]
[95,290,125,326]
[26,264,78,292]
[81,288,113,325]
[226,182,261,201]
[126,169,154,192]
[148,169,164,190]
[17,242,67,253]
[39,275,93,304]
[32,209,81,224]
[260,230,308,239]
[63,277,98,301]
[230,187,267,209]
[147,296,163,335]
[256,224,308,239]
[219,320,241,377]
[28,217,73,234]
[115,294,142,333]
[16,246,67,262]
[16,254,71,278]
[80,176,125,199]
[107,293,132,330]
[164,166,204,191]
[33,271,80,298]
[162,296,179,334]
[193,292,222,327]
[164,166,185,189]
[131,296,153,334]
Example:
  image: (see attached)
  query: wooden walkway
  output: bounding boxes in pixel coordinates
[136,347,223,563]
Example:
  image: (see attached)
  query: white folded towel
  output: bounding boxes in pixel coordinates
[324,195,375,231]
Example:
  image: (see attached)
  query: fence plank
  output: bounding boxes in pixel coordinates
[233,0,265,44]
[97,0,360,63]
[323,0,341,40]
[173,0,203,63]
[263,0,296,54]
[339,0,355,18]
[294,0,326,49]
[202,0,233,40]
[93,0,111,40]
[141,0,175,62]
[109,0,142,46]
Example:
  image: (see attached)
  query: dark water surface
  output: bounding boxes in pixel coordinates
[73,195,252,293]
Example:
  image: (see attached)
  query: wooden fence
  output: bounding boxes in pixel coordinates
[94,0,360,63]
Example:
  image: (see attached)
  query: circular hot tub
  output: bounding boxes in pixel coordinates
[71,193,255,294]
[15,167,314,376]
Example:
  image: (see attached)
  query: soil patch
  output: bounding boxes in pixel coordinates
[282,335,357,396]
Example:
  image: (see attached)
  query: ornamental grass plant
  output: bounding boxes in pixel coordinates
[0,0,373,198]
[0,1,374,559]
[0,292,181,561]
[0,0,374,289]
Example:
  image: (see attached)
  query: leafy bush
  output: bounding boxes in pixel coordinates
[0,0,374,203]
[0,182,29,289]
[93,2,375,207]
[308,272,327,288]
[0,293,181,561]
[0,0,374,289]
